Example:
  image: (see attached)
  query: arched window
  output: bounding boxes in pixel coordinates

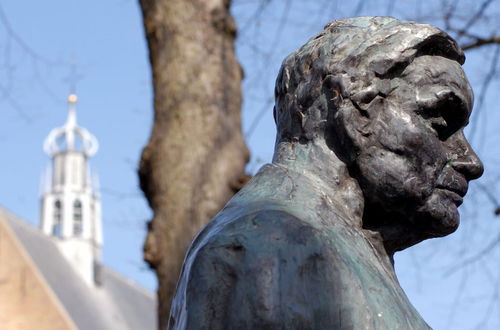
[73,199,83,235]
[53,200,62,237]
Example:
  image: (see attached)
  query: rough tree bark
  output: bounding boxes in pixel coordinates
[138,0,249,327]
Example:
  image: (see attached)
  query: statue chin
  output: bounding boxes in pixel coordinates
[360,190,460,253]
[414,190,461,237]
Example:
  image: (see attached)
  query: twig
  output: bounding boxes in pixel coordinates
[475,182,500,211]
[0,4,59,67]
[445,234,500,275]
[459,0,494,37]
[353,0,366,16]
[467,43,500,144]
[386,0,395,17]
[462,36,500,51]
[245,96,274,139]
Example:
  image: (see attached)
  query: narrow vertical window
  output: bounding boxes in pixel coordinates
[53,200,62,237]
[73,199,83,235]
[72,158,78,185]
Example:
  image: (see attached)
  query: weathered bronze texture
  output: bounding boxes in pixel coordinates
[169,17,483,329]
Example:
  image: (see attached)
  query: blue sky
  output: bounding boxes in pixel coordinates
[0,1,499,329]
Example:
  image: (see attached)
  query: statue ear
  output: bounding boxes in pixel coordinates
[323,75,364,164]
[334,101,372,161]
[322,75,344,110]
[350,85,381,119]
[342,84,387,142]
[322,74,379,123]
[323,75,385,162]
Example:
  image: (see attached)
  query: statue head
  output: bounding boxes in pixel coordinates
[273,17,483,252]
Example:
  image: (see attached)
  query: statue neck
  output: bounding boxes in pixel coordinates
[272,139,395,268]
[272,139,364,227]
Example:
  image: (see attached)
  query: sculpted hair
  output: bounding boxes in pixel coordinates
[273,16,465,144]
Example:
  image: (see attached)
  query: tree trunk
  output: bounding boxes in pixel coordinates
[138,0,249,327]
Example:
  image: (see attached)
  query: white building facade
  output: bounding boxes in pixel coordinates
[40,94,102,286]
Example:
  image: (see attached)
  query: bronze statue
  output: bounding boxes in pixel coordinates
[169,17,483,329]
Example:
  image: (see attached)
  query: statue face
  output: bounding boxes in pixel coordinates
[352,56,483,236]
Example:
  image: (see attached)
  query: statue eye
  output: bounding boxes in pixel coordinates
[417,106,454,140]
[429,116,449,139]
[417,96,468,140]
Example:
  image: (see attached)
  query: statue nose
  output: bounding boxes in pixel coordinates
[451,156,484,180]
[450,133,484,180]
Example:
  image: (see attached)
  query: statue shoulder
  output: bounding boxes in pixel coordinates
[199,208,327,256]
[169,209,339,329]
[182,208,329,282]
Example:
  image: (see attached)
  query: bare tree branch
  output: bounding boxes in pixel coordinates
[476,182,500,216]
[245,96,273,139]
[353,0,366,16]
[462,36,500,50]
[0,3,59,67]
[445,234,500,275]
[442,0,459,30]
[386,0,395,16]
[238,0,272,36]
[459,0,494,37]
[467,43,499,144]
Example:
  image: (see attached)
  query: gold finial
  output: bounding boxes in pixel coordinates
[68,94,78,103]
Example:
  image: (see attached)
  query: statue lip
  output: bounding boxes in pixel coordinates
[441,184,467,196]
[436,175,468,206]
[437,186,467,206]
[436,174,468,197]
[439,188,464,206]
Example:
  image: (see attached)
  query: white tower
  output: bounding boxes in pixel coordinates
[40,94,102,286]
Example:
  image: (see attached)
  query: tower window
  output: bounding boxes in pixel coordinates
[53,200,62,237]
[73,199,83,235]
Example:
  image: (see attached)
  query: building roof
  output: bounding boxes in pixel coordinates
[0,207,156,330]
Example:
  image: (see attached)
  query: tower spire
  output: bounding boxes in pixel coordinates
[67,94,78,127]
[43,93,98,157]
[40,93,102,286]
